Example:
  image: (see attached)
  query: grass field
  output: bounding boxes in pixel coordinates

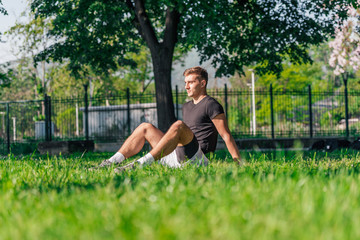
[1,150,360,240]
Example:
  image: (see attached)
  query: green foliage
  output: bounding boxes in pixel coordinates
[33,114,45,122]
[121,45,155,93]
[29,0,353,130]
[320,108,344,127]
[0,0,6,16]
[258,63,315,91]
[226,91,252,134]
[55,108,82,137]
[0,0,7,41]
[31,0,139,75]
[229,43,360,93]
[29,0,350,77]
[0,61,42,100]
[227,42,360,134]
[1,151,360,239]
[47,61,153,99]
[5,10,53,98]
[0,68,12,88]
[0,8,55,101]
[179,0,351,77]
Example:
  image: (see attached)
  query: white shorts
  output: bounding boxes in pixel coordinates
[158,146,209,168]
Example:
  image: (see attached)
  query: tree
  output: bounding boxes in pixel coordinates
[47,63,145,99]
[5,8,53,98]
[0,68,11,88]
[0,0,5,13]
[31,0,352,131]
[329,4,360,84]
[0,0,6,17]
[328,2,360,136]
[0,0,8,41]
[121,45,154,94]
[0,64,38,100]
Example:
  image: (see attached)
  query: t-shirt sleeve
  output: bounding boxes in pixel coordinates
[207,98,225,119]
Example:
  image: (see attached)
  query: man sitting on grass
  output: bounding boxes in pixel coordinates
[94,66,242,172]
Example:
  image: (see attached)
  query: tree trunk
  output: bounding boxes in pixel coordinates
[151,46,176,132]
[132,0,180,131]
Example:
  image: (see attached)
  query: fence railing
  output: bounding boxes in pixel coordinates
[0,84,358,154]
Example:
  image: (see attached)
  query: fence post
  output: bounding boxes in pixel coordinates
[308,85,313,138]
[6,103,10,153]
[44,94,50,141]
[176,85,179,119]
[344,81,349,137]
[48,95,52,141]
[270,84,275,139]
[84,84,89,141]
[224,84,228,118]
[126,88,131,136]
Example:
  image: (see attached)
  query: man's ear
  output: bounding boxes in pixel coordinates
[201,80,206,87]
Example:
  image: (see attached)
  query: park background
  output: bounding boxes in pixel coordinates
[0,1,360,240]
[0,0,360,155]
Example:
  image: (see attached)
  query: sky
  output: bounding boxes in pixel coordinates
[0,0,27,64]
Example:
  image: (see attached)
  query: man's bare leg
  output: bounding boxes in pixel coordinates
[149,120,194,160]
[94,123,164,168]
[116,120,195,171]
[118,122,164,158]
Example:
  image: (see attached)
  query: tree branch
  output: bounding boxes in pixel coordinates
[163,7,180,48]
[134,0,159,50]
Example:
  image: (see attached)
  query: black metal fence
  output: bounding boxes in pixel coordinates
[0,84,359,154]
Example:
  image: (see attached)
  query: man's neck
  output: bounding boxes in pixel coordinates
[192,94,207,104]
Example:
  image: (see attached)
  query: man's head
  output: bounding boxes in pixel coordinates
[183,66,208,99]
[183,66,208,87]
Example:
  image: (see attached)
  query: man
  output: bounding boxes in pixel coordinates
[94,66,242,172]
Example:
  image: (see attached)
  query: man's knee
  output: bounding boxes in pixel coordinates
[169,120,188,133]
[138,122,157,133]
[169,120,194,145]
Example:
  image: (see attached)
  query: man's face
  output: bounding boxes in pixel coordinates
[184,74,205,98]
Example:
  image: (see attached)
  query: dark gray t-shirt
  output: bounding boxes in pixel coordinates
[182,95,224,154]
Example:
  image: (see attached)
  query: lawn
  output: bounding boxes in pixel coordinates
[1,150,360,240]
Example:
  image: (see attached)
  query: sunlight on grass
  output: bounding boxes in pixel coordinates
[0,150,360,239]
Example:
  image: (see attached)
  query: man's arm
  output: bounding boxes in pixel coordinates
[212,113,243,165]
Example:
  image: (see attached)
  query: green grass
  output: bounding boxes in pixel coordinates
[1,150,360,239]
